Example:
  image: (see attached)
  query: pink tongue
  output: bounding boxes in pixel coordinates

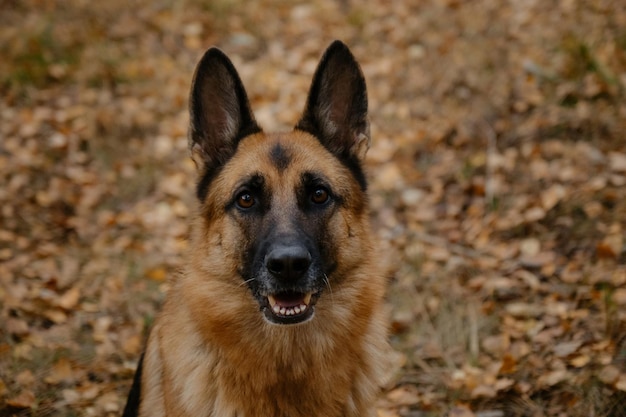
[274,292,305,308]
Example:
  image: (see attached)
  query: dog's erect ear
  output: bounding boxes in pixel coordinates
[189,48,261,173]
[296,40,370,163]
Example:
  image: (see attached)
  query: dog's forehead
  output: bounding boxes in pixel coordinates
[234,131,336,175]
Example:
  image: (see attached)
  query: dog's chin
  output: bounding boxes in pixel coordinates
[260,291,319,325]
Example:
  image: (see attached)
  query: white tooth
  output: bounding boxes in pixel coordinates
[279,307,286,315]
[273,305,281,314]
[268,295,277,307]
[299,304,307,311]
[303,293,312,305]
[294,306,301,314]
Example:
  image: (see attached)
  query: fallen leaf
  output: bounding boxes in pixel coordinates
[471,384,497,399]
[146,267,167,282]
[482,334,510,356]
[553,340,583,358]
[44,308,68,324]
[596,241,618,259]
[57,287,81,310]
[6,390,35,408]
[499,354,517,374]
[608,152,626,172]
[597,365,620,385]
[612,288,626,305]
[540,184,566,211]
[494,378,515,392]
[62,388,80,404]
[538,370,570,387]
[569,355,591,368]
[506,302,543,318]
[6,318,29,337]
[122,334,143,355]
[15,370,35,387]
[519,238,540,257]
[523,206,546,222]
[377,409,400,417]
[95,391,120,412]
[386,386,420,406]
[44,358,74,384]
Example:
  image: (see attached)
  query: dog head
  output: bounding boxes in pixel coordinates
[188,41,371,326]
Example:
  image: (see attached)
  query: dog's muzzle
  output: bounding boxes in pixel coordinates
[261,243,320,325]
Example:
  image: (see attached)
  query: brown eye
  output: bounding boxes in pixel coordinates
[311,187,329,205]
[237,192,255,209]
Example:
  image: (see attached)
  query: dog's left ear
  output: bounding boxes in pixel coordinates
[296,40,370,163]
[189,47,261,172]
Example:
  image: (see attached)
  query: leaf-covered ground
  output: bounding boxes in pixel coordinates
[1,1,626,416]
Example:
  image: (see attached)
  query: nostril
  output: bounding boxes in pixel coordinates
[292,256,311,274]
[265,246,312,280]
[267,257,285,275]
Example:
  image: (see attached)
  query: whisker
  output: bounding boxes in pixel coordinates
[323,273,334,305]
[238,278,255,287]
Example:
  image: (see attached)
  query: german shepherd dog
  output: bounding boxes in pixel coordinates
[123,40,389,417]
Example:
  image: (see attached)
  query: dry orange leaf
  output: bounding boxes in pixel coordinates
[146,267,167,282]
[122,334,143,355]
[596,242,618,259]
[377,409,400,417]
[44,308,68,324]
[499,354,517,374]
[569,355,591,368]
[5,390,35,408]
[386,386,420,406]
[44,358,74,385]
[57,286,81,310]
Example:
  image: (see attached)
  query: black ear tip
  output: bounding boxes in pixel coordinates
[196,47,231,68]
[321,41,363,72]
[328,39,349,49]
[325,40,354,57]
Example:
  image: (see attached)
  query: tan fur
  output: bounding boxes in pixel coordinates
[131,41,390,417]
[139,132,388,417]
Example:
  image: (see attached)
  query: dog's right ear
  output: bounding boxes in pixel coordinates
[189,48,261,198]
[295,41,370,165]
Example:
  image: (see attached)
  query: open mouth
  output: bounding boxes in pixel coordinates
[264,291,317,324]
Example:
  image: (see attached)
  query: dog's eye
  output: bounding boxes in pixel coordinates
[236,192,255,209]
[310,187,330,205]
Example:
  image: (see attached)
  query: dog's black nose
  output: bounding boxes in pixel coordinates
[265,245,312,280]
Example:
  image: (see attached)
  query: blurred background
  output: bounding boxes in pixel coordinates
[1,0,625,415]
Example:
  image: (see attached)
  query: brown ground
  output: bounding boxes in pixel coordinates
[1,1,626,416]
